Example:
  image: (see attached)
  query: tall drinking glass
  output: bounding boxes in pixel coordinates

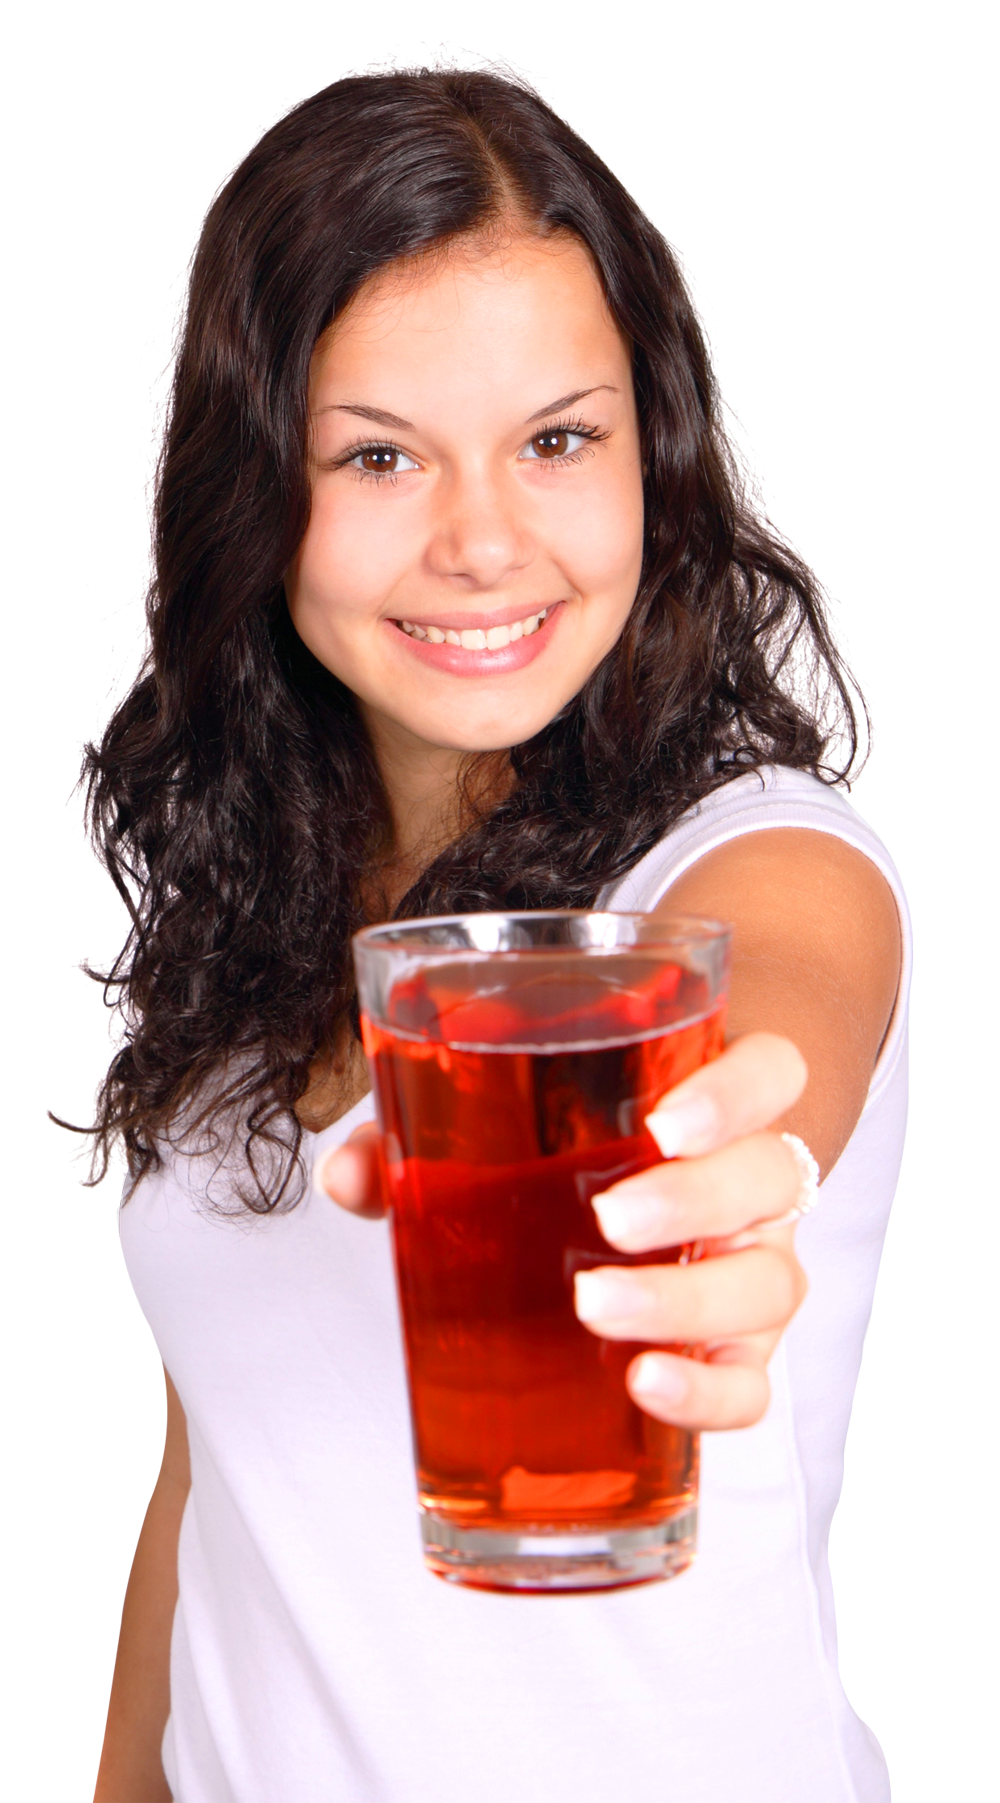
[353,911,731,1592]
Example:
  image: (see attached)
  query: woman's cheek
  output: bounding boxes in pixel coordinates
[290,491,418,641]
[555,475,644,621]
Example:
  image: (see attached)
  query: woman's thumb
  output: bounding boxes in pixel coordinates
[313,1121,385,1217]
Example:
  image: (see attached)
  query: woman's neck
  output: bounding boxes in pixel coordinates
[362,705,512,899]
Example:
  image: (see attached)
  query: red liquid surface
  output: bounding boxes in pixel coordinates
[362,955,726,1531]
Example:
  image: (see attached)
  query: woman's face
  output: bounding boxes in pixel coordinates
[287,231,644,761]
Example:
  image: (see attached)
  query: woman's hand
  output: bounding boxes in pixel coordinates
[315,1031,812,1432]
[574,1031,809,1432]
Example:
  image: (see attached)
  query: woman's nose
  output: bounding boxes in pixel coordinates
[425,470,533,588]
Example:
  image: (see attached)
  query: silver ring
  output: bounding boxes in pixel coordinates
[754,1132,821,1230]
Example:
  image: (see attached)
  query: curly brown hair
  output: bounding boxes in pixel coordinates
[75,68,862,1210]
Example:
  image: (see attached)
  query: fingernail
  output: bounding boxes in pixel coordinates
[629,1353,689,1405]
[592,1189,667,1247]
[644,1095,717,1158]
[574,1269,650,1324]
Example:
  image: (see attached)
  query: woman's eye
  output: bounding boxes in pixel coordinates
[519,428,589,462]
[349,445,419,476]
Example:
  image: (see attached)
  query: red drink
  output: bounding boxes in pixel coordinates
[358,937,728,1588]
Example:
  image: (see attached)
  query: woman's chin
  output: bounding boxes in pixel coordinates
[364,691,565,756]
[392,716,540,757]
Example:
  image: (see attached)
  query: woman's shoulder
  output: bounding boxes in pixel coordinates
[603,763,911,1111]
[601,765,905,916]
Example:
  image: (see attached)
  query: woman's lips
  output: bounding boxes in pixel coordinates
[384,602,563,677]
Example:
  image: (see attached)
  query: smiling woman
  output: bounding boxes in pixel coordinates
[83,74,855,1198]
[82,67,906,1803]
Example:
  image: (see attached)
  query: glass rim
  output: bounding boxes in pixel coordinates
[353,909,731,955]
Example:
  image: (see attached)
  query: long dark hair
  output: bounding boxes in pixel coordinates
[80,68,862,1209]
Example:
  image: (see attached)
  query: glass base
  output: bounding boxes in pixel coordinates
[420,1505,697,1592]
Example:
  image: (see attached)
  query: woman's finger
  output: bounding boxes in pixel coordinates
[626,1339,773,1431]
[592,1131,803,1251]
[573,1241,807,1343]
[313,1122,385,1218]
[644,1030,807,1158]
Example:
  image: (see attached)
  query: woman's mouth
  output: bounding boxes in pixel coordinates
[396,606,550,650]
[386,603,562,676]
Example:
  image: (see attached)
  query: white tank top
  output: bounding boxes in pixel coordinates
[120,766,911,1803]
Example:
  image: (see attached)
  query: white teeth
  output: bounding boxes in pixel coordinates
[398,607,550,647]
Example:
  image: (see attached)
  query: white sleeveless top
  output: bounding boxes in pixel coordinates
[120,767,911,1803]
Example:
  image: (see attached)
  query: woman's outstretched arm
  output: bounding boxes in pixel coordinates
[94,1368,190,1803]
[570,825,902,1426]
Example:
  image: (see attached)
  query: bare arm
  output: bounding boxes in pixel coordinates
[567,824,902,1427]
[94,1369,190,1803]
[659,826,902,1174]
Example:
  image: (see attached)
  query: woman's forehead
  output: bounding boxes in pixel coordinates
[310,233,628,412]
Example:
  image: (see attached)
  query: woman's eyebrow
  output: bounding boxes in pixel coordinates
[316,387,619,432]
[317,402,414,429]
[526,385,618,422]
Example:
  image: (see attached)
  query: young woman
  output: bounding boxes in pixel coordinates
[88,70,907,1803]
